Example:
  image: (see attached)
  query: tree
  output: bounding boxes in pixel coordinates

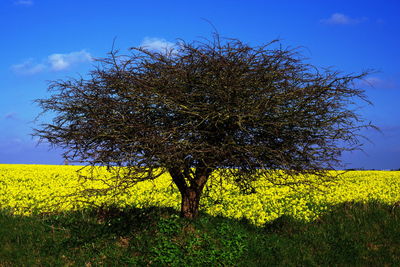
[34,33,374,218]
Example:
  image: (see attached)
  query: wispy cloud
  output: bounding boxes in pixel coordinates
[379,124,400,133]
[14,0,33,6]
[3,112,19,120]
[320,13,366,25]
[11,50,93,75]
[140,37,176,52]
[376,18,385,24]
[11,59,46,75]
[360,77,398,90]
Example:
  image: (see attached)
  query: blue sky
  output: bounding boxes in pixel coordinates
[0,0,399,169]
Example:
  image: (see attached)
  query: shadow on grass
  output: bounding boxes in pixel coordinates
[1,201,400,266]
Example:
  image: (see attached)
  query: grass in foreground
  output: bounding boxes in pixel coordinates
[1,201,399,266]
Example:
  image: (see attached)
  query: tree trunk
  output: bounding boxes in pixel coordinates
[169,166,211,219]
[181,188,201,218]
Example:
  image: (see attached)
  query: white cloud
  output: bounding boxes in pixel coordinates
[321,13,366,25]
[11,50,93,75]
[11,59,46,75]
[140,37,176,52]
[47,50,92,71]
[14,0,33,6]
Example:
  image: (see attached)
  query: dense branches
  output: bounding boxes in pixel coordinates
[34,33,374,217]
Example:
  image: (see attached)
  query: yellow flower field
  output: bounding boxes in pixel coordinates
[0,164,399,226]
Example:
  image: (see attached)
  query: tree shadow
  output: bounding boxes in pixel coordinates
[1,201,399,266]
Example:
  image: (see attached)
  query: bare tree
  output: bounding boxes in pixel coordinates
[34,33,374,218]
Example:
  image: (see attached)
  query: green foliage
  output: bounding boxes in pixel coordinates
[242,201,400,266]
[1,201,399,266]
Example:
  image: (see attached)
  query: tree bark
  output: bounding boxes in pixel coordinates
[169,166,210,219]
[181,187,202,218]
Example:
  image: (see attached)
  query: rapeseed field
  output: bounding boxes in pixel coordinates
[1,164,399,226]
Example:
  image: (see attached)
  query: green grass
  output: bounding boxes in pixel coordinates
[1,201,399,266]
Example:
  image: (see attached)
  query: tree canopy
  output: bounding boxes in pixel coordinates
[35,33,374,218]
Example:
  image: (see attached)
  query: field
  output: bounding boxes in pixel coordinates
[1,164,400,266]
[1,164,399,225]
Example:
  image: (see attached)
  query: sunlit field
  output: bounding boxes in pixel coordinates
[1,164,399,226]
